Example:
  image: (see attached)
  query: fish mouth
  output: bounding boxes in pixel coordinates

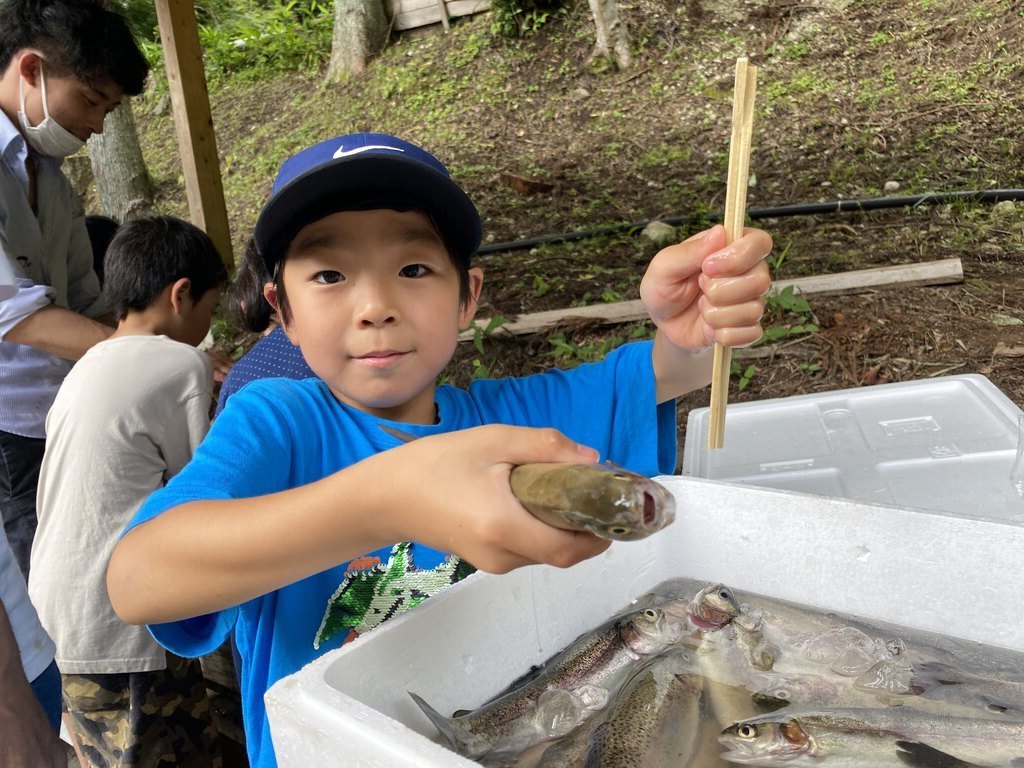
[687,604,732,630]
[688,612,723,630]
[716,742,764,764]
[640,485,675,530]
[643,491,657,526]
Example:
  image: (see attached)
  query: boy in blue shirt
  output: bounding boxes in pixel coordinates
[107,132,772,768]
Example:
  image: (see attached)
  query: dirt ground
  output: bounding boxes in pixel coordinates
[175,0,1024,456]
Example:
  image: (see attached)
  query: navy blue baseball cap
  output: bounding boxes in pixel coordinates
[253,133,482,274]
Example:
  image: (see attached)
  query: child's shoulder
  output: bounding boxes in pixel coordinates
[69,335,212,391]
[229,376,331,414]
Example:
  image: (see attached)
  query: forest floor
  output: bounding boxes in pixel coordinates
[125,0,1024,461]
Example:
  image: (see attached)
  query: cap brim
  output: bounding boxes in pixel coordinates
[253,155,481,273]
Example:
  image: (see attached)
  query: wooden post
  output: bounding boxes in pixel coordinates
[436,0,451,30]
[153,0,234,272]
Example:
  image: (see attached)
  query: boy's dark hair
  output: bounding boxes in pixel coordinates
[231,237,275,334]
[85,214,119,287]
[103,216,229,321]
[0,0,149,95]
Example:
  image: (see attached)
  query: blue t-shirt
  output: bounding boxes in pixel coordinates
[214,325,315,418]
[126,341,675,768]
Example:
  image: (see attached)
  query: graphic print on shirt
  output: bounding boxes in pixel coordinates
[314,541,476,649]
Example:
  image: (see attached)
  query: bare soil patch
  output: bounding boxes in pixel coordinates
[138,0,1024,459]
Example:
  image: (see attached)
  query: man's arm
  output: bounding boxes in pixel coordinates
[5,304,112,360]
[0,601,65,768]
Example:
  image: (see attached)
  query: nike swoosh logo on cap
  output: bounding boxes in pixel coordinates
[333,145,406,159]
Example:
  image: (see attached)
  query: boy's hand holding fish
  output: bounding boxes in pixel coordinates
[371,425,612,573]
[641,224,773,402]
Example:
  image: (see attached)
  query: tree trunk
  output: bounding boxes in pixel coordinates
[325,0,391,82]
[86,98,154,221]
[587,0,633,71]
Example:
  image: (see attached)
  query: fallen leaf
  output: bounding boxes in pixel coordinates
[993,342,1024,357]
[992,313,1024,327]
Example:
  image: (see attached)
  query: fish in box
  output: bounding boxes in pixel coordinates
[265,477,1024,768]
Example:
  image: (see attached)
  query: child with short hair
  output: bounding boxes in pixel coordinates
[28,215,228,767]
[107,133,772,768]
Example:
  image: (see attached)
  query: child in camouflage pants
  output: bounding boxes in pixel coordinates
[28,217,229,766]
[63,654,222,768]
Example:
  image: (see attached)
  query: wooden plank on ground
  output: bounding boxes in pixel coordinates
[775,257,964,298]
[459,258,963,341]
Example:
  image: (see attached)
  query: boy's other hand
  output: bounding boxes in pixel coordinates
[380,425,611,574]
[205,349,234,383]
[640,224,772,350]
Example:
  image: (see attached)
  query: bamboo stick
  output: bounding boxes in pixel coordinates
[708,57,758,450]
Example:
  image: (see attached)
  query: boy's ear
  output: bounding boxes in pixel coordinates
[263,281,280,312]
[169,277,192,315]
[458,267,485,328]
[263,281,292,339]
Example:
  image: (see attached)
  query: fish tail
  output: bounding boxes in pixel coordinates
[894,740,986,768]
[408,691,466,752]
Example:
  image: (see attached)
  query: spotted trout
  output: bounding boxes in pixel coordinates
[719,707,1024,767]
[410,587,739,764]
[378,424,675,541]
[561,652,705,768]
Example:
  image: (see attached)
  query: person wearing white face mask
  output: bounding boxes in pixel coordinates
[0,2,148,762]
[0,0,148,583]
[17,59,88,159]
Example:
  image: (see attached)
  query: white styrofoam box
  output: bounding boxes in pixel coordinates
[683,374,1024,524]
[265,477,1024,768]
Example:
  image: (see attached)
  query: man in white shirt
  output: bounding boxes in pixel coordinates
[0,0,149,578]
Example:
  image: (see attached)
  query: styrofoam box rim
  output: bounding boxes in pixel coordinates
[684,373,1021,468]
[681,374,1024,524]
[266,476,1024,768]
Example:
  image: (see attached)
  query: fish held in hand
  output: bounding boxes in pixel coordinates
[509,462,675,541]
[378,424,675,541]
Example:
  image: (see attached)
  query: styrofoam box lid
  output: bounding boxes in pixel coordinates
[683,374,1024,524]
[265,477,1024,768]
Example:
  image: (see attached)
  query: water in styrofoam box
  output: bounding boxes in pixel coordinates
[266,477,1024,768]
[683,374,1024,523]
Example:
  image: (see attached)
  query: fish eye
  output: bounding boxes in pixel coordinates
[737,724,758,739]
[610,526,630,535]
[718,588,732,601]
[642,608,658,620]
[774,689,791,700]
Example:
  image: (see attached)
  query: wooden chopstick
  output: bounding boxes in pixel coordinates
[707,57,758,450]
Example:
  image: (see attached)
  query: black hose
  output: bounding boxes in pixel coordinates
[476,189,1024,256]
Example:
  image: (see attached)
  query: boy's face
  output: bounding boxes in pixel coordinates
[271,209,482,425]
[178,287,221,348]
